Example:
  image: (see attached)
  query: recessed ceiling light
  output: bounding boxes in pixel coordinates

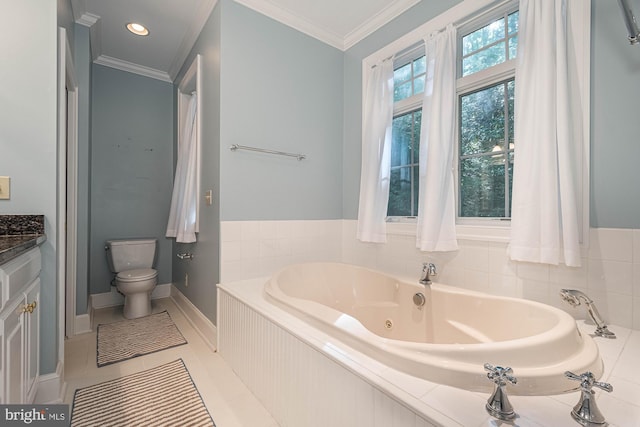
[126,22,149,36]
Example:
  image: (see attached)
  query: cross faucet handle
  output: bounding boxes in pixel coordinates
[484,363,518,386]
[419,262,437,285]
[484,363,517,421]
[565,371,612,426]
[423,262,437,274]
[565,371,613,393]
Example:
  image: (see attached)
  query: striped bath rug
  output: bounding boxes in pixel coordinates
[97,311,187,367]
[71,359,215,427]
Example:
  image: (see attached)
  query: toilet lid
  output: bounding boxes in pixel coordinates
[117,268,158,282]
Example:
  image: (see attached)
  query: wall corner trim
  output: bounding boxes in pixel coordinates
[34,361,67,404]
[74,312,92,335]
[170,285,217,352]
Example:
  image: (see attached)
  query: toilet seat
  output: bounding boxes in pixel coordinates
[117,268,158,282]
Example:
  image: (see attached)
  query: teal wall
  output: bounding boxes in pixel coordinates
[74,24,92,315]
[89,65,174,295]
[172,2,222,325]
[219,0,344,221]
[172,0,344,323]
[0,1,59,375]
[590,0,640,228]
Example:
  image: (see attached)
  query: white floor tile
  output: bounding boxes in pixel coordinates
[64,298,279,427]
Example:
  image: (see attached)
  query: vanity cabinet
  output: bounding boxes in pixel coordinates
[0,247,41,404]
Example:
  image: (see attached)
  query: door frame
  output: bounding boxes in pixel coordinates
[58,27,78,344]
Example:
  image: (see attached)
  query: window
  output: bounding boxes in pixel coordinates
[387,49,425,217]
[387,8,518,221]
[458,9,519,220]
[369,0,589,242]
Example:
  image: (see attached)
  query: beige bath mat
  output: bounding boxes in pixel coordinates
[71,359,215,426]
[96,311,187,367]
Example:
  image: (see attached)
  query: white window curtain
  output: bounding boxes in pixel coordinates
[510,0,582,266]
[416,25,458,252]
[166,92,199,243]
[356,59,394,243]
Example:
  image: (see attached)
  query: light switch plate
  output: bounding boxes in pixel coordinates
[0,176,9,200]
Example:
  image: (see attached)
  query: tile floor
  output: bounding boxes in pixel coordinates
[63,298,279,427]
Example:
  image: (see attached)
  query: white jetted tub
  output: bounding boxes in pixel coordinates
[264,262,603,395]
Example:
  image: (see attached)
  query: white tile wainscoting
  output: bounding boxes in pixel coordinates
[220,220,342,283]
[220,220,640,331]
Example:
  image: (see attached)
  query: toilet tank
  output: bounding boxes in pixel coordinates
[106,239,157,272]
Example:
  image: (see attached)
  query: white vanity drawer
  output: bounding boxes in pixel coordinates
[0,248,41,312]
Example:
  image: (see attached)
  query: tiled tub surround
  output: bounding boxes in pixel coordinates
[341,221,640,331]
[220,220,342,283]
[221,220,640,331]
[219,220,640,425]
[0,215,46,264]
[218,278,640,427]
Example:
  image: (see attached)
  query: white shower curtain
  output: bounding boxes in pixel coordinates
[356,59,394,243]
[166,93,199,243]
[510,0,582,266]
[416,25,458,252]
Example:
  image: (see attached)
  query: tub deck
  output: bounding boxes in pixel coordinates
[218,277,639,427]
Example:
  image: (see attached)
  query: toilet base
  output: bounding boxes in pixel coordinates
[122,291,152,319]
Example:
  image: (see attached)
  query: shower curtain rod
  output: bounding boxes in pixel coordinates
[618,0,640,45]
[229,144,306,161]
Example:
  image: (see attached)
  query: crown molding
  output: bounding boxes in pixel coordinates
[94,55,173,83]
[233,0,421,51]
[233,0,344,50]
[169,0,218,81]
[343,0,421,50]
[75,12,99,27]
[75,12,102,61]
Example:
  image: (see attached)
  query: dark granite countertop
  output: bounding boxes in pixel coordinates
[0,234,46,265]
[0,215,46,265]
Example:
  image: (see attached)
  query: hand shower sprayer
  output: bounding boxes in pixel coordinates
[618,0,640,45]
[559,289,616,339]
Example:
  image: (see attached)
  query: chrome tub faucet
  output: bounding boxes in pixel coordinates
[419,262,437,285]
[484,363,518,421]
[565,371,613,426]
[559,289,616,338]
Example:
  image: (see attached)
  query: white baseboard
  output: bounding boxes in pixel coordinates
[74,312,92,335]
[171,285,217,352]
[91,283,173,309]
[35,361,67,404]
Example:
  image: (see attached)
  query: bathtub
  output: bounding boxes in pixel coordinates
[264,262,603,395]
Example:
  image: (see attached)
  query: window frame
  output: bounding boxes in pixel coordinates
[387,44,426,219]
[455,3,518,226]
[362,0,591,244]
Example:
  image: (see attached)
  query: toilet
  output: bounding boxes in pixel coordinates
[105,238,158,319]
